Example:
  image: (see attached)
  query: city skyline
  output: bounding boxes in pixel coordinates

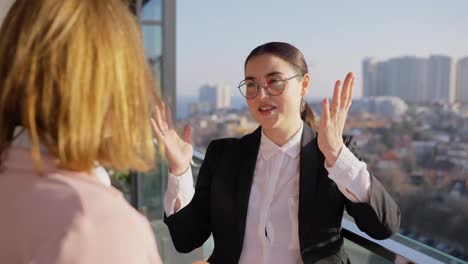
[177,0,468,100]
[186,54,468,101]
[362,55,467,103]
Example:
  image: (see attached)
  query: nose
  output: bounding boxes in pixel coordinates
[256,84,270,100]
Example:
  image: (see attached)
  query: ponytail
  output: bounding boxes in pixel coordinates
[300,99,318,130]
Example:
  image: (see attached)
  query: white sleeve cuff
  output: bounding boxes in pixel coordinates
[164,167,195,216]
[325,145,371,203]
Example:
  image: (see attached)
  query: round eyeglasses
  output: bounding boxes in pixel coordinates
[238,74,301,99]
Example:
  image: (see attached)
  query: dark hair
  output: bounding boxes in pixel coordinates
[244,42,317,129]
[244,42,318,130]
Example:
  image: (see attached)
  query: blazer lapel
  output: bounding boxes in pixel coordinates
[236,126,261,250]
[298,123,323,246]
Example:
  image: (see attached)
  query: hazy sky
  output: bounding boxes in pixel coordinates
[0,0,13,23]
[176,0,468,99]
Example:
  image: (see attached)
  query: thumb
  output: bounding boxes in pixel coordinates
[183,125,191,144]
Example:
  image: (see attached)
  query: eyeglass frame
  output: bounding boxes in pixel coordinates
[237,73,303,99]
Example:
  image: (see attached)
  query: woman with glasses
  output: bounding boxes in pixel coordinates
[152,42,400,264]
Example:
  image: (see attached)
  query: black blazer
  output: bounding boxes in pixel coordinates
[164,123,401,264]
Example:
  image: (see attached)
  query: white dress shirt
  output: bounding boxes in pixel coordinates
[164,125,371,263]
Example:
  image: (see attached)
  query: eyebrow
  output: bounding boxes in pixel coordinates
[244,71,285,80]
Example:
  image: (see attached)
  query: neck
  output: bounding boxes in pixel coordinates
[263,118,303,146]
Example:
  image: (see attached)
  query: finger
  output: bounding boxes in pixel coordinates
[153,104,166,133]
[183,124,191,144]
[321,98,330,125]
[165,104,175,130]
[160,102,169,131]
[346,74,355,110]
[330,80,341,115]
[341,72,353,110]
[150,117,165,143]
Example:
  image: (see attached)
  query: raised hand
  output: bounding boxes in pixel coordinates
[151,103,193,176]
[317,72,355,167]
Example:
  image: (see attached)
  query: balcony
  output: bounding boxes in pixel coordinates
[133,150,468,264]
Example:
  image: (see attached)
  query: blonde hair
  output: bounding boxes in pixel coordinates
[0,0,157,173]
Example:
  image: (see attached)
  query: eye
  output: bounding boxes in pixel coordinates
[266,76,283,84]
[246,82,258,89]
[266,77,284,90]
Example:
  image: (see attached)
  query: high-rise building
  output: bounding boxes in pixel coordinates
[427,55,454,102]
[362,58,378,97]
[199,84,231,111]
[362,55,456,103]
[372,56,428,102]
[396,56,428,102]
[217,84,231,109]
[456,57,468,103]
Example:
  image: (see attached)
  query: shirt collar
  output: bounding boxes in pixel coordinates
[259,123,303,161]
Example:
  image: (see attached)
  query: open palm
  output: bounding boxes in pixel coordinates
[151,103,193,176]
[317,72,354,166]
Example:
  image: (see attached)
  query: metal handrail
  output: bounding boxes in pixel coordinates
[342,218,443,264]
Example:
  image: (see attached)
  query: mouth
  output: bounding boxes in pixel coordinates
[258,104,277,116]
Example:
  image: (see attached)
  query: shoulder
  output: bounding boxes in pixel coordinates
[47,173,160,262]
[208,137,239,149]
[206,134,248,155]
[203,138,240,165]
[51,172,148,228]
[0,169,159,262]
[206,128,259,155]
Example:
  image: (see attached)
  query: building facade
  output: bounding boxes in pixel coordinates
[363,55,455,103]
[456,57,468,103]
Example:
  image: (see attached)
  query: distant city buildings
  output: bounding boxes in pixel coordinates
[181,109,258,151]
[351,96,408,116]
[362,55,468,103]
[456,57,468,103]
[194,83,231,114]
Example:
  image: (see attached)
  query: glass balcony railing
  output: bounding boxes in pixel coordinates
[342,216,467,264]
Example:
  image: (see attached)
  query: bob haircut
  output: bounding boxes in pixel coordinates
[0,0,157,173]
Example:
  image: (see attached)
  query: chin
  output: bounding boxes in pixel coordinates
[255,116,280,130]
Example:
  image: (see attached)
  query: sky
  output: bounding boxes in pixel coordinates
[0,1,13,23]
[176,0,468,100]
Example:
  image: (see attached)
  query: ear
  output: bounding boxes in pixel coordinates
[301,73,310,97]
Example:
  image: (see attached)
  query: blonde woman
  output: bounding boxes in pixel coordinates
[0,0,162,263]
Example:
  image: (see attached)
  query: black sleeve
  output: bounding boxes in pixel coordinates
[343,136,401,240]
[163,140,221,253]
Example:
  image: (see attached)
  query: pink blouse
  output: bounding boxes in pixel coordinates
[0,147,163,264]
